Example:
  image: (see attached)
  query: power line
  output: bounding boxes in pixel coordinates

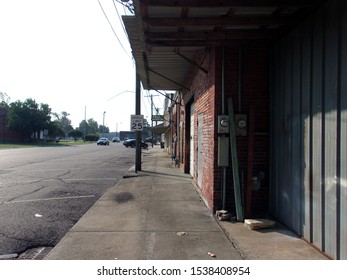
[97,0,131,60]
[106,90,134,101]
[157,92,165,111]
[112,0,128,36]
[141,90,150,119]
[152,89,181,105]
[113,0,134,14]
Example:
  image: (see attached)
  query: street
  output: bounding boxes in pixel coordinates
[0,143,135,258]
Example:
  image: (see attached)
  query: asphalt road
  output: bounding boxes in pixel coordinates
[0,142,135,258]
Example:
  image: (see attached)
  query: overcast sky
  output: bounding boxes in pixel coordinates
[0,0,163,132]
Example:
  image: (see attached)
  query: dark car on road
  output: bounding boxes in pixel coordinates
[97,137,109,145]
[112,136,120,143]
[123,139,148,149]
[144,137,156,144]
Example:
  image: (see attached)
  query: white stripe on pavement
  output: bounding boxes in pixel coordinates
[1,195,95,204]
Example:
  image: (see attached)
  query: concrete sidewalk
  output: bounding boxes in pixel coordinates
[45,146,328,260]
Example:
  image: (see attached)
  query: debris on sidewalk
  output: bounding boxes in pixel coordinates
[244,218,276,230]
[176,231,188,236]
[207,252,216,258]
[216,210,232,221]
[34,213,43,218]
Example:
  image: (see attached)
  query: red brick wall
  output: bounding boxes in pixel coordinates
[238,46,269,215]
[193,51,216,209]
[179,46,270,214]
[178,49,217,209]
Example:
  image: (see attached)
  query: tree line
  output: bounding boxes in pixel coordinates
[0,92,109,142]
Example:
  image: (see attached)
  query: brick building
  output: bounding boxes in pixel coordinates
[124,0,346,259]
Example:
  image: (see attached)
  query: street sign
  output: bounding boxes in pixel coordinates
[152,115,164,121]
[131,114,144,131]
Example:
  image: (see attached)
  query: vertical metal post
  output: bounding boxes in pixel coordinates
[102,111,106,137]
[245,105,255,218]
[1,114,5,144]
[135,72,141,172]
[84,106,86,142]
[221,47,227,210]
[150,95,154,147]
[228,97,244,221]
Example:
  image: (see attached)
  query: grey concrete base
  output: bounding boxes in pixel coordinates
[45,147,328,260]
[218,221,328,260]
[46,231,241,260]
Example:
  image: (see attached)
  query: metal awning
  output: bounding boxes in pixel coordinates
[123,0,326,91]
[149,123,170,134]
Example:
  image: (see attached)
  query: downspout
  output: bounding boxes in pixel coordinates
[238,46,242,113]
[222,47,225,115]
[238,46,243,203]
[177,92,181,165]
[221,47,227,210]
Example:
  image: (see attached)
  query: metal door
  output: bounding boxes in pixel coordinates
[190,104,194,177]
[197,113,203,188]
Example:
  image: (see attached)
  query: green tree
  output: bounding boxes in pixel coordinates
[79,118,98,134]
[79,120,89,136]
[68,129,83,141]
[47,121,65,138]
[53,111,73,136]
[98,124,109,134]
[87,118,98,134]
[7,98,53,141]
[0,92,10,108]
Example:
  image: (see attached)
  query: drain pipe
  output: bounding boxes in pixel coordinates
[221,47,226,210]
[238,46,242,113]
[222,47,225,115]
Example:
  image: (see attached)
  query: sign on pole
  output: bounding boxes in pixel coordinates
[131,115,144,131]
[152,115,164,121]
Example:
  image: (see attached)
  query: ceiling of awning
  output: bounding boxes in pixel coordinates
[123,0,326,91]
[149,123,170,134]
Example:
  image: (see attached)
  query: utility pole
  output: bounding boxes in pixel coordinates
[145,93,159,147]
[150,95,154,147]
[135,72,141,172]
[102,111,106,137]
[84,106,86,142]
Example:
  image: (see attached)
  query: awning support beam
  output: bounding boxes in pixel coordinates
[152,89,181,106]
[147,67,190,91]
[174,50,208,74]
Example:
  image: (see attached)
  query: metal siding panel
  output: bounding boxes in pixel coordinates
[340,1,347,260]
[341,73,347,258]
[324,2,339,259]
[269,0,347,258]
[275,42,286,221]
[301,21,313,242]
[311,13,324,250]
[292,30,303,234]
[276,42,286,221]
[283,36,293,227]
[275,42,285,221]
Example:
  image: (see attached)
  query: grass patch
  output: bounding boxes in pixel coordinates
[0,140,93,150]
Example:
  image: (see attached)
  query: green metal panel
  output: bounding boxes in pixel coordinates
[228,98,243,222]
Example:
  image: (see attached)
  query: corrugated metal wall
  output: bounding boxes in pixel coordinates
[270,0,347,259]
